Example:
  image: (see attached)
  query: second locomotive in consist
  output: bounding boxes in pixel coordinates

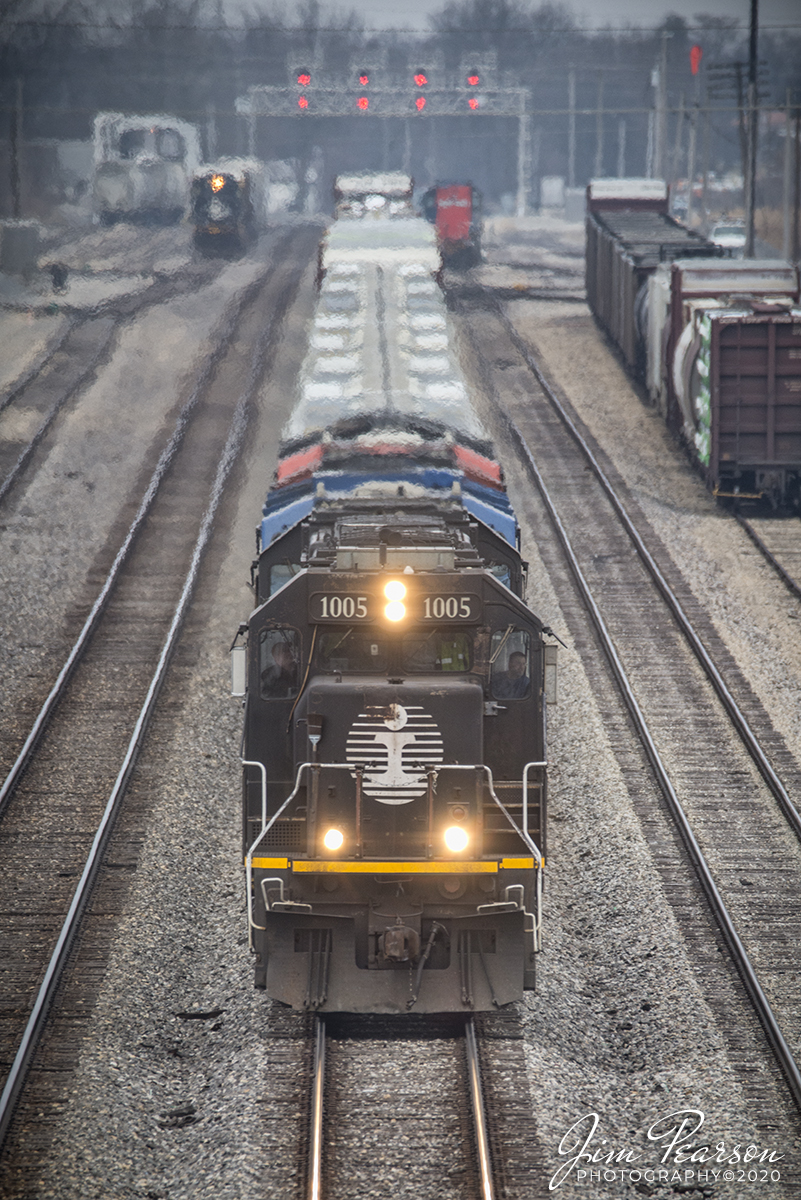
[232,180,556,1013]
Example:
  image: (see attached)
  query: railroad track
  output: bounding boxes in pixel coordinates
[736,513,801,605]
[301,1012,543,1200]
[0,254,226,506]
[453,290,801,1121]
[0,225,320,1150]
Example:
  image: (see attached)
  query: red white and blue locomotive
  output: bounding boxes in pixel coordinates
[233,182,556,1012]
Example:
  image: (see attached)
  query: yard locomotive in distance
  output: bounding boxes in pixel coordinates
[232,178,557,1013]
[92,112,201,225]
[191,158,299,256]
[420,183,482,269]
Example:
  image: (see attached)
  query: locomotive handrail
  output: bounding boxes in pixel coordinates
[243,760,547,944]
[244,760,353,939]
[242,759,267,826]
[431,764,544,864]
[522,760,547,840]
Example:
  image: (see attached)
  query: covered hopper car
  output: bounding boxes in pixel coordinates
[586,179,801,506]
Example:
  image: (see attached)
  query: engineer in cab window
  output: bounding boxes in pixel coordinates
[492,650,530,699]
[261,638,298,698]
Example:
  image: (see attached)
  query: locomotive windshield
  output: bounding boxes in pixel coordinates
[403,629,472,672]
[318,630,388,673]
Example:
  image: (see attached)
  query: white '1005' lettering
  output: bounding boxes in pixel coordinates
[423,596,471,619]
[319,595,368,618]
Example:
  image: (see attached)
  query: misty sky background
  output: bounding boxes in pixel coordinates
[224,0,801,32]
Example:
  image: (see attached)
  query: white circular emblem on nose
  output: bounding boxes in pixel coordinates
[384,703,407,731]
[346,705,444,804]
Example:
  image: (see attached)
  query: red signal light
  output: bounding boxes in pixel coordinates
[297,72,311,86]
[414,72,428,87]
[359,73,369,85]
[357,96,369,110]
[469,97,479,110]
[467,74,479,86]
[298,96,309,109]
[689,44,703,75]
[416,96,426,111]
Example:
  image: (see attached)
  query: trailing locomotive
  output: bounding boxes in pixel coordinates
[232,196,557,1013]
[587,179,801,506]
[92,112,201,225]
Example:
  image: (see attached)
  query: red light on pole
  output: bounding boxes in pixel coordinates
[297,72,311,87]
[359,73,369,85]
[467,74,479,86]
[414,72,428,87]
[469,97,479,110]
[298,96,309,109]
[357,96,369,110]
[690,45,703,75]
[416,96,426,111]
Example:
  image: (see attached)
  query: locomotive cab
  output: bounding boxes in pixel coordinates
[237,499,554,1013]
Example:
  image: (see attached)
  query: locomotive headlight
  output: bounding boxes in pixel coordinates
[323,827,344,852]
[384,580,406,622]
[444,826,469,853]
[210,174,225,192]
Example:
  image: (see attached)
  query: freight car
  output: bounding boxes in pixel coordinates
[420,183,482,269]
[647,258,801,504]
[586,178,801,506]
[585,178,719,378]
[92,112,201,225]
[232,203,557,1013]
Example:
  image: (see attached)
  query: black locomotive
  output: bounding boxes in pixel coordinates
[233,467,556,1013]
[191,161,258,255]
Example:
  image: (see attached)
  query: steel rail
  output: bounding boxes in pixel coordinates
[0,246,297,1147]
[493,304,801,844]
[466,1018,495,1200]
[508,417,801,1114]
[736,513,801,605]
[0,317,77,417]
[0,251,283,820]
[307,1017,326,1200]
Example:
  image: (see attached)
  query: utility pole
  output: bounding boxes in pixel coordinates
[687,100,698,225]
[568,68,576,189]
[744,0,758,257]
[672,90,685,190]
[10,78,22,218]
[594,74,605,178]
[794,104,800,266]
[654,31,669,179]
[783,88,792,259]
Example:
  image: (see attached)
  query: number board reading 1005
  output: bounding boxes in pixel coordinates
[308,591,482,623]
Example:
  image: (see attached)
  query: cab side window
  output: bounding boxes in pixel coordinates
[490,629,531,699]
[260,629,300,699]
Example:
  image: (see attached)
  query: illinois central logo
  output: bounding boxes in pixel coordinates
[345,703,444,804]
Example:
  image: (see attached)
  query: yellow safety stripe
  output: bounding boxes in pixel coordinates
[293,860,498,874]
[248,857,541,871]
